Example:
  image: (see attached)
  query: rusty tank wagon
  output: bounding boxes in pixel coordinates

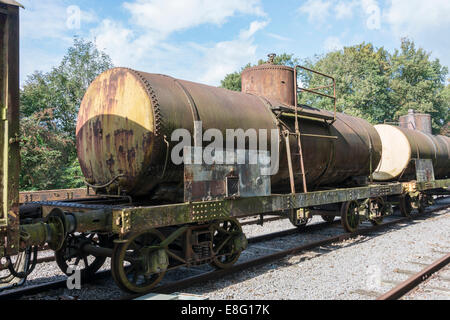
[0,2,449,294]
[76,65,381,198]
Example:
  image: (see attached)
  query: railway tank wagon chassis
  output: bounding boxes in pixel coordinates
[13,183,403,293]
[13,175,448,293]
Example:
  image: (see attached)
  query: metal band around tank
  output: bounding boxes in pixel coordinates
[241,64,295,74]
[127,68,163,137]
[418,131,438,159]
[168,76,202,148]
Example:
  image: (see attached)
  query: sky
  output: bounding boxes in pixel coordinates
[18,0,450,87]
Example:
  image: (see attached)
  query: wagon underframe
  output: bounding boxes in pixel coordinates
[36,181,441,236]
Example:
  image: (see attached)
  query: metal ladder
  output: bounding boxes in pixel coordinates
[284,108,308,194]
[284,66,337,194]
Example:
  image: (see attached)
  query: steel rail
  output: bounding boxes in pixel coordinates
[0,271,112,300]
[377,252,450,300]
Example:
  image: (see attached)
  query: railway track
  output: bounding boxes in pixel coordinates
[377,252,450,300]
[124,202,449,300]
[0,215,287,273]
[0,201,447,300]
[0,215,337,300]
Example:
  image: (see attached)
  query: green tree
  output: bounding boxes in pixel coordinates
[299,43,392,123]
[21,37,113,136]
[19,110,73,190]
[20,38,113,191]
[220,69,244,92]
[300,39,448,132]
[389,39,448,132]
[440,82,450,136]
[222,40,448,133]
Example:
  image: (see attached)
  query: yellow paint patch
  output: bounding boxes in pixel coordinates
[76,68,154,134]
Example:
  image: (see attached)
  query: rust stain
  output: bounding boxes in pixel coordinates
[242,63,295,106]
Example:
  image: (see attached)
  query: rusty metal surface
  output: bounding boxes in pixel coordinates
[241,63,295,106]
[0,3,20,256]
[274,110,382,192]
[77,67,382,198]
[184,148,271,202]
[77,68,277,197]
[110,182,403,234]
[414,159,435,183]
[19,188,93,204]
[399,109,432,134]
[0,3,7,228]
[415,178,450,192]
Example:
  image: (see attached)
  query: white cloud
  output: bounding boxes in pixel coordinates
[239,20,269,40]
[20,0,97,41]
[90,0,268,85]
[384,0,450,37]
[266,33,292,42]
[298,0,332,23]
[92,20,139,66]
[360,0,379,12]
[335,1,356,19]
[196,20,269,85]
[123,0,266,36]
[383,0,450,68]
[19,0,98,84]
[297,0,382,27]
[323,36,343,51]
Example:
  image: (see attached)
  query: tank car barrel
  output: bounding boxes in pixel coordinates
[374,124,450,181]
[77,65,381,197]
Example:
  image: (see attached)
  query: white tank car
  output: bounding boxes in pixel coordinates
[373,124,450,181]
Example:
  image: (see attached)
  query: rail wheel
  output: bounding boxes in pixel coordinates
[399,194,413,217]
[340,201,360,233]
[321,215,335,223]
[369,197,385,226]
[111,229,168,293]
[55,233,108,281]
[210,218,247,269]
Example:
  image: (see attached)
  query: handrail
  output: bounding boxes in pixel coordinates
[288,65,337,195]
[294,65,337,123]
